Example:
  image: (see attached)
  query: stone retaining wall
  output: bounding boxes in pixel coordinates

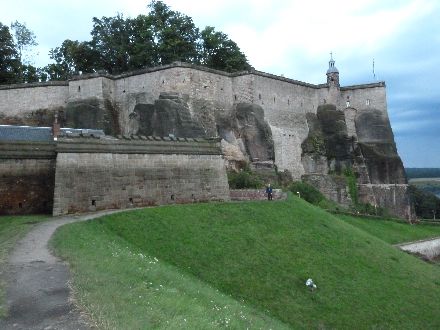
[53,137,230,215]
[0,142,56,215]
[229,189,286,201]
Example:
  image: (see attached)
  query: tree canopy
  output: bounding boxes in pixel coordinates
[0,1,251,84]
[0,22,20,84]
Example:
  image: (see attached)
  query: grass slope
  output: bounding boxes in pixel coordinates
[52,198,440,329]
[338,214,440,244]
[0,215,50,317]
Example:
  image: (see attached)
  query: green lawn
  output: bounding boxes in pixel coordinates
[337,214,440,244]
[0,215,51,317]
[51,197,440,329]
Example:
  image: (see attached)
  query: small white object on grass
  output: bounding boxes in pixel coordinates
[306,278,317,290]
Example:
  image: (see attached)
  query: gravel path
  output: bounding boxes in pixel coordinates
[0,210,124,330]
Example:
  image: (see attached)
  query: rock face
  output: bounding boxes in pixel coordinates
[301,104,354,205]
[128,94,274,169]
[130,92,206,138]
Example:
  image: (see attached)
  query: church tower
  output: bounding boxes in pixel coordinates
[326,53,339,88]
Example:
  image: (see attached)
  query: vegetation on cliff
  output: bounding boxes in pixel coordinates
[0,1,250,85]
[409,185,440,219]
[51,198,440,329]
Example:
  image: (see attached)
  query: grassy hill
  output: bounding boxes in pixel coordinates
[51,197,440,329]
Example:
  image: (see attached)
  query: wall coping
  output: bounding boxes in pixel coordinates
[0,141,56,159]
[0,135,223,157]
[0,80,68,90]
[56,136,223,155]
[0,62,386,91]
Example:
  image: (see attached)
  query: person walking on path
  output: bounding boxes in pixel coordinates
[266,183,273,201]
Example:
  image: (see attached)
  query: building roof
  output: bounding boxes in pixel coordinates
[0,125,104,142]
[326,53,339,74]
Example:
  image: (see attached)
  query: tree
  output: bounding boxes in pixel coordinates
[44,0,251,80]
[0,22,20,84]
[47,39,99,79]
[148,1,200,64]
[21,64,39,83]
[200,26,250,72]
[127,14,156,69]
[91,14,132,74]
[10,21,38,65]
[409,185,440,219]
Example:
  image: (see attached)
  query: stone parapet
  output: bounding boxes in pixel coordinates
[53,152,230,216]
[229,189,286,201]
[0,141,56,159]
[56,136,223,155]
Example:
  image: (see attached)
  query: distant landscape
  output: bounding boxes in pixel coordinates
[406,168,440,198]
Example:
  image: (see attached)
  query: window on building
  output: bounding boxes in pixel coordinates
[366,99,371,106]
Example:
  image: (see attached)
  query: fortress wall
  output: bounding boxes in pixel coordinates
[231,75,254,104]
[53,152,230,216]
[0,84,69,117]
[0,159,55,215]
[358,184,412,220]
[68,77,106,101]
[113,67,233,109]
[340,85,388,141]
[340,85,387,114]
[0,141,56,215]
[113,67,234,135]
[188,68,233,106]
[52,138,230,216]
[244,74,321,177]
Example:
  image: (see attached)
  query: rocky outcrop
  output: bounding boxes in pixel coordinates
[299,103,412,218]
[65,98,120,136]
[129,92,206,138]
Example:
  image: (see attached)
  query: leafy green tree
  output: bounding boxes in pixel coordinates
[21,64,39,83]
[43,0,251,80]
[91,14,132,74]
[47,39,99,79]
[0,22,20,84]
[409,185,440,219]
[10,21,37,65]
[127,14,156,69]
[200,26,250,72]
[148,1,200,65]
[10,21,40,83]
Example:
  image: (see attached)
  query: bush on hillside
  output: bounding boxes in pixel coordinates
[409,185,440,219]
[228,169,264,189]
[350,202,388,217]
[288,181,325,205]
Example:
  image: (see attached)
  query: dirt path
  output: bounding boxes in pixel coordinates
[0,210,124,330]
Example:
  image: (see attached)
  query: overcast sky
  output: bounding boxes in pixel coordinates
[2,0,439,168]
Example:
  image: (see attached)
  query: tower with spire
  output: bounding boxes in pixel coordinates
[326,52,339,88]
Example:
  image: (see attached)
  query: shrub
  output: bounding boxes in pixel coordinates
[351,203,388,217]
[228,169,264,189]
[288,181,325,205]
[343,167,358,205]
